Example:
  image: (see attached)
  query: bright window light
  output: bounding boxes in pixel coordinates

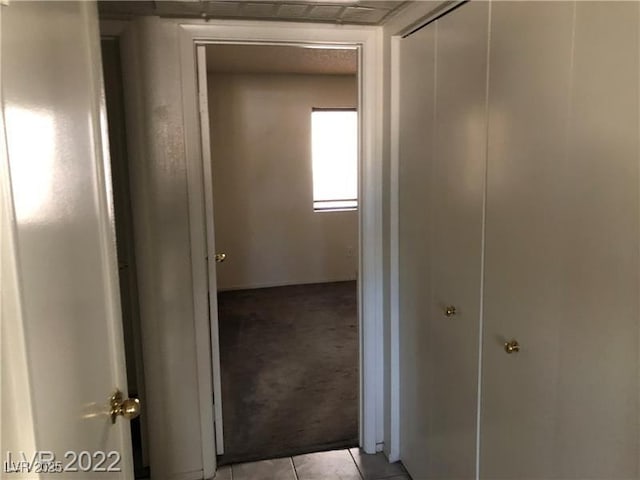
[311,109,358,212]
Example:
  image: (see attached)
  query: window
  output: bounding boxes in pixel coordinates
[311,109,358,212]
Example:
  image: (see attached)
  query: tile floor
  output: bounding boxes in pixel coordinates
[214,448,410,480]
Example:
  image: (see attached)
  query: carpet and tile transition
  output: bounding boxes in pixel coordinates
[217,281,358,465]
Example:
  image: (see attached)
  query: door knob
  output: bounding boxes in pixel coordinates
[214,253,226,263]
[110,389,141,424]
[444,305,457,317]
[504,339,520,354]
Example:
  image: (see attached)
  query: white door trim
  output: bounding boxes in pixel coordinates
[194,44,224,456]
[178,20,385,471]
[387,33,402,464]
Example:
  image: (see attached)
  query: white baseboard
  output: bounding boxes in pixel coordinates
[218,276,358,292]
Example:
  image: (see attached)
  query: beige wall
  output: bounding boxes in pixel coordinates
[208,73,359,291]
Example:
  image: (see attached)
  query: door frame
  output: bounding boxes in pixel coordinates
[178,20,384,476]
[194,40,363,457]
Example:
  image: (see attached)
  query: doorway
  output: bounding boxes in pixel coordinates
[200,43,361,464]
[96,19,383,478]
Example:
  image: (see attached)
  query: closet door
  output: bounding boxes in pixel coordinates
[480,2,640,478]
[429,2,489,478]
[558,4,639,474]
[398,2,489,478]
[398,20,437,479]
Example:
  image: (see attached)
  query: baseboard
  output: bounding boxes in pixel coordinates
[218,277,357,292]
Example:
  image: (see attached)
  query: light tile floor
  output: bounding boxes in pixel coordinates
[214,448,410,480]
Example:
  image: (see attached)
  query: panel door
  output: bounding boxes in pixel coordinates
[480,2,640,478]
[398,2,489,478]
[428,2,489,478]
[1,2,134,479]
[557,3,639,474]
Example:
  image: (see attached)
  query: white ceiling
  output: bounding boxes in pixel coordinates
[206,44,357,75]
[98,1,409,25]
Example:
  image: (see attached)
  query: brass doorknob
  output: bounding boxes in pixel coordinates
[110,390,141,424]
[504,339,520,354]
[444,305,457,317]
[214,253,226,263]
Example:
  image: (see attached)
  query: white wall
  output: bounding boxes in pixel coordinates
[208,73,359,291]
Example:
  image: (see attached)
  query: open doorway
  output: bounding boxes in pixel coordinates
[200,43,361,464]
[97,17,384,478]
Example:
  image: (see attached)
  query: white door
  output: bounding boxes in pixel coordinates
[481,2,640,478]
[428,2,488,478]
[1,2,134,479]
[196,45,225,456]
[398,3,489,478]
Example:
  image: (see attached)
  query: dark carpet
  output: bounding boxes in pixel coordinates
[217,281,358,465]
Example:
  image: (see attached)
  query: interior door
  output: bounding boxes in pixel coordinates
[481,2,640,478]
[196,44,225,456]
[480,5,575,476]
[398,3,489,478]
[1,2,134,478]
[428,2,489,477]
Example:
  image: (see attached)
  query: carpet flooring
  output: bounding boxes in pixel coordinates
[217,281,358,465]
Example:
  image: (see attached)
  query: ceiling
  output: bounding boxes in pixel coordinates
[206,44,357,75]
[98,1,409,25]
